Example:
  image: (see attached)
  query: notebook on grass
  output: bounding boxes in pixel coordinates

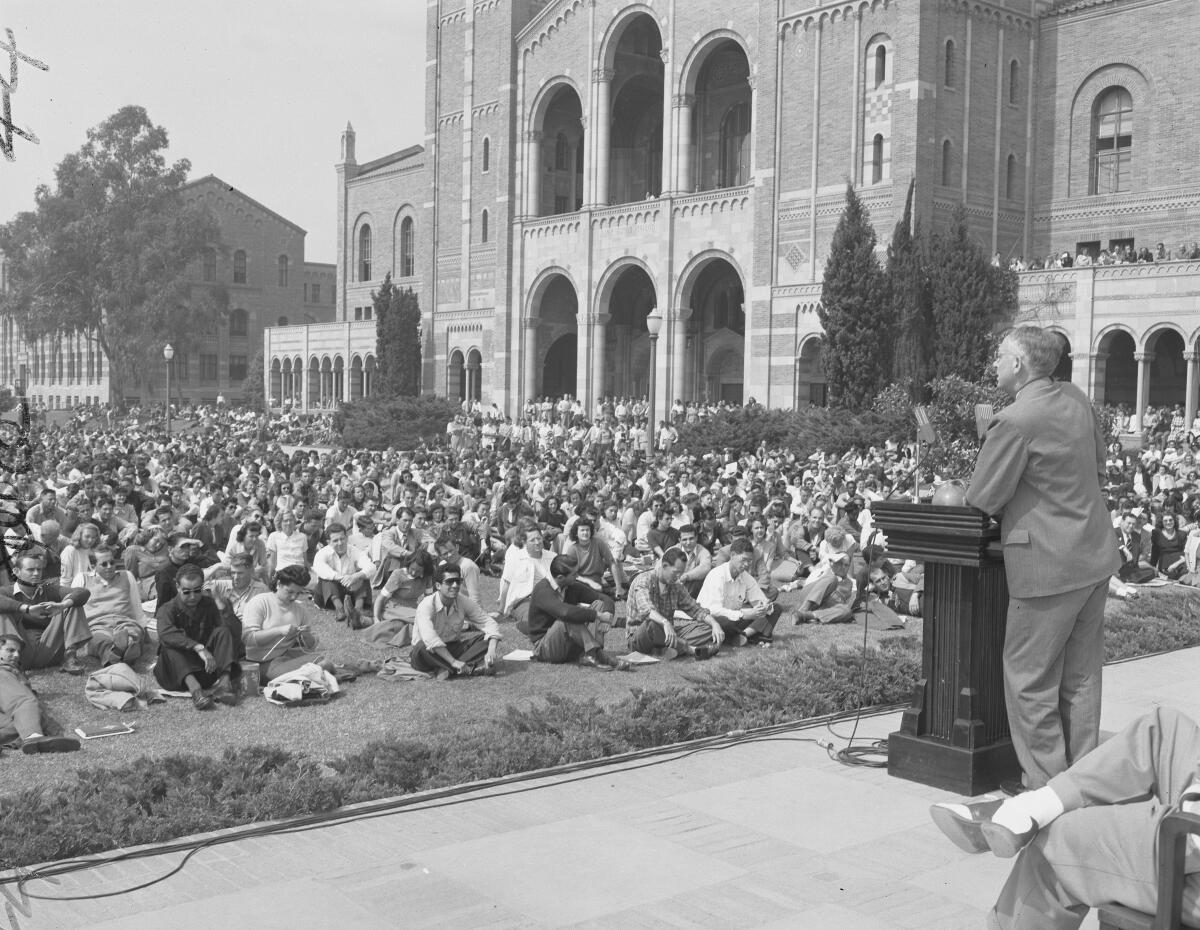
[74,722,136,740]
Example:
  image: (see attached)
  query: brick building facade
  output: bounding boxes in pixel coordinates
[1,176,335,410]
[266,0,1200,426]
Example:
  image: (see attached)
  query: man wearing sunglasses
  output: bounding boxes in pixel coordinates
[410,561,501,680]
[154,563,240,710]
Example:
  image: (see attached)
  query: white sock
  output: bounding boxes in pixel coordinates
[992,786,1064,833]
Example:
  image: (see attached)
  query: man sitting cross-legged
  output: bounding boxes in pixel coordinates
[312,522,376,627]
[73,544,147,667]
[697,537,783,646]
[930,706,1200,929]
[521,554,630,671]
[788,548,857,624]
[154,563,241,710]
[0,634,80,754]
[625,546,721,660]
[410,560,502,680]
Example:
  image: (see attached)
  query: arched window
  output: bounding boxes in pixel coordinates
[871,134,885,184]
[233,250,247,284]
[399,217,414,277]
[480,209,489,244]
[718,103,751,188]
[1009,60,1020,105]
[944,40,956,88]
[202,248,216,282]
[1091,87,1133,195]
[1006,154,1018,200]
[358,225,372,281]
[229,308,248,338]
[942,140,954,187]
[481,137,490,173]
[874,46,887,88]
[277,254,289,287]
[555,133,568,170]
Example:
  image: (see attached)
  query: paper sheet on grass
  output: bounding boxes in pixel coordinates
[503,649,534,662]
[616,651,660,665]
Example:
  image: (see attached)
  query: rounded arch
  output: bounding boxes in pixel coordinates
[1144,323,1187,353]
[527,75,586,133]
[598,4,663,71]
[1095,323,1138,353]
[795,334,827,407]
[683,35,754,192]
[447,349,466,401]
[593,256,659,318]
[525,265,582,319]
[1096,326,1136,410]
[678,29,753,97]
[674,249,748,311]
[1068,63,1152,196]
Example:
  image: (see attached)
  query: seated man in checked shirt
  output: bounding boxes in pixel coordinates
[624,546,720,660]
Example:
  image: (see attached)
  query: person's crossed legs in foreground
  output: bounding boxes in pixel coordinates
[930,706,1200,929]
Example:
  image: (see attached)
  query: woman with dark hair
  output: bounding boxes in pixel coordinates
[372,548,436,646]
[1150,511,1188,578]
[225,520,268,581]
[241,564,335,681]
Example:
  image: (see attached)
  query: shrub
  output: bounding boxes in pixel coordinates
[674,406,901,459]
[338,393,461,450]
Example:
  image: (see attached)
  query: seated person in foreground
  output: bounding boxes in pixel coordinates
[312,522,376,626]
[205,551,269,624]
[371,548,436,646]
[625,547,721,660]
[154,564,241,710]
[930,706,1200,930]
[73,544,147,667]
[560,517,624,604]
[410,560,502,680]
[790,548,857,624]
[241,565,335,682]
[522,554,628,671]
[0,552,91,674]
[0,634,80,754]
[697,538,782,646]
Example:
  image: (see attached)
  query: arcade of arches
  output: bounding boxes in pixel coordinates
[270,354,377,409]
[524,17,754,213]
[522,259,748,411]
[1093,329,1194,426]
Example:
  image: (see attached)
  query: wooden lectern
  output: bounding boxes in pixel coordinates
[872,502,1021,795]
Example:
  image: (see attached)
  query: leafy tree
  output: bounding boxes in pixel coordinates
[928,203,1018,380]
[818,184,894,411]
[373,274,422,397]
[243,351,265,411]
[340,394,461,450]
[0,106,225,406]
[887,180,934,400]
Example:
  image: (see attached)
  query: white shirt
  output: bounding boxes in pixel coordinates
[312,543,376,582]
[697,562,769,621]
[266,529,309,572]
[499,549,553,613]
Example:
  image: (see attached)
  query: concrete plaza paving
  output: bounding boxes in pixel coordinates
[5,646,1199,929]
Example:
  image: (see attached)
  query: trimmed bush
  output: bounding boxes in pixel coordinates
[674,405,900,459]
[338,394,461,450]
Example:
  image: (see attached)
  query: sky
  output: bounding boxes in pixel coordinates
[0,0,428,261]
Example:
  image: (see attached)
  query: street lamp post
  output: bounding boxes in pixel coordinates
[644,308,663,455]
[163,343,174,437]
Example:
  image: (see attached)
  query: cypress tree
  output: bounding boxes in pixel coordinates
[374,274,423,397]
[818,184,893,411]
[887,180,935,400]
[928,204,1019,380]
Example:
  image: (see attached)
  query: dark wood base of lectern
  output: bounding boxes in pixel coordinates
[873,502,1022,797]
[888,732,1021,795]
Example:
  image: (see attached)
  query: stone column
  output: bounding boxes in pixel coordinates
[1186,351,1198,428]
[524,130,543,218]
[671,306,692,402]
[1133,351,1153,433]
[593,69,614,207]
[590,313,609,413]
[673,94,694,194]
[1086,351,1108,404]
[523,318,539,407]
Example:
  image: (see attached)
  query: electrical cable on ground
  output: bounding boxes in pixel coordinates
[8,702,902,903]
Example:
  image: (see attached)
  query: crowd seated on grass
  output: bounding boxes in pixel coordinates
[0,388,1197,749]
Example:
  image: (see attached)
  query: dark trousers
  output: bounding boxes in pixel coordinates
[154,625,239,691]
[315,579,369,610]
[12,606,92,670]
[713,603,781,642]
[627,618,714,655]
[523,618,605,664]
[409,630,489,674]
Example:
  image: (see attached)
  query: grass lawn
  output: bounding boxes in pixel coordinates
[6,574,913,795]
[7,578,1198,800]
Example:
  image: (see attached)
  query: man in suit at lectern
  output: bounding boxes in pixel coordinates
[967,326,1120,790]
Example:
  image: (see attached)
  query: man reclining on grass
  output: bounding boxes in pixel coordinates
[0,633,81,754]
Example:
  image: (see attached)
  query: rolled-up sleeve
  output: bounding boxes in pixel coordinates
[414,596,445,650]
